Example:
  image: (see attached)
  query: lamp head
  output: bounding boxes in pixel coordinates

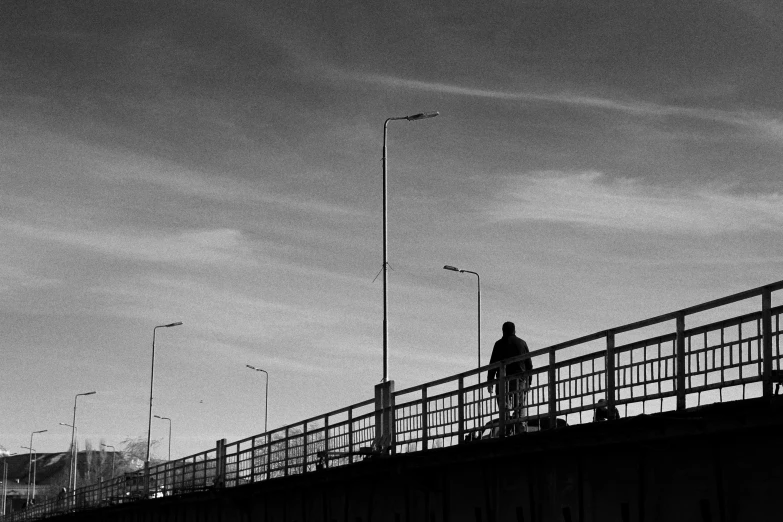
[164,322,183,327]
[406,111,439,121]
[443,265,460,272]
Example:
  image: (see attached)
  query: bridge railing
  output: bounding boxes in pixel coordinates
[5,281,782,521]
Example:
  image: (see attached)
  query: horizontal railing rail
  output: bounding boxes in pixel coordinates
[6,281,782,521]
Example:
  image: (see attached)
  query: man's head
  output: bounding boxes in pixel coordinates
[502,321,515,336]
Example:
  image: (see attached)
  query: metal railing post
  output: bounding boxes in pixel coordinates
[250,438,256,483]
[386,381,396,455]
[498,363,506,438]
[265,434,271,481]
[548,348,557,425]
[457,376,465,441]
[421,387,429,451]
[302,423,308,473]
[323,416,330,469]
[348,408,354,464]
[606,331,616,418]
[215,439,226,489]
[283,429,289,477]
[676,313,687,410]
[762,287,773,397]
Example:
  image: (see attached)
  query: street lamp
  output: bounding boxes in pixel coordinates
[2,452,17,515]
[246,365,269,433]
[68,391,95,494]
[146,322,182,470]
[59,422,77,492]
[443,265,481,368]
[25,430,45,505]
[21,447,36,505]
[153,416,172,461]
[381,111,439,382]
[100,444,116,478]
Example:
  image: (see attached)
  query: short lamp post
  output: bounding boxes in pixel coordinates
[246,365,269,433]
[381,111,439,382]
[153,416,172,461]
[100,444,116,479]
[2,452,17,515]
[443,265,481,368]
[24,429,45,505]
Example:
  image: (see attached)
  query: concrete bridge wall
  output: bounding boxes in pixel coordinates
[49,398,783,522]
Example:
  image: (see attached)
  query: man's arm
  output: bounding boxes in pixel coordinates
[487,343,500,392]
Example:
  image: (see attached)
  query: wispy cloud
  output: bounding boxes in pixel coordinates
[353,73,783,140]
[0,264,60,292]
[491,171,783,234]
[2,221,259,267]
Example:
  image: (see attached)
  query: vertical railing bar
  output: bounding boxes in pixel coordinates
[283,427,289,477]
[687,336,692,390]
[498,362,507,438]
[739,322,744,380]
[628,348,631,394]
[347,407,354,465]
[606,331,616,418]
[676,313,686,411]
[757,317,762,375]
[302,422,308,474]
[762,287,773,396]
[421,387,429,451]
[548,348,557,427]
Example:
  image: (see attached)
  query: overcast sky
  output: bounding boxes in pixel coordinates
[2,1,782,458]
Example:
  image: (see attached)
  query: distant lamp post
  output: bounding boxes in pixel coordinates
[58,423,76,483]
[246,365,269,433]
[22,446,36,504]
[67,391,95,494]
[443,265,481,368]
[153,416,172,461]
[24,430,45,505]
[146,322,182,470]
[100,444,116,478]
[382,111,439,382]
[2,452,17,515]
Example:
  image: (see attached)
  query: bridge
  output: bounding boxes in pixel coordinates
[6,280,783,521]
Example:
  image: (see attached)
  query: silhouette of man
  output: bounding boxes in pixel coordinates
[593,399,619,421]
[487,322,532,434]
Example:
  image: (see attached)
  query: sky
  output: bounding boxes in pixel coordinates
[2,0,783,459]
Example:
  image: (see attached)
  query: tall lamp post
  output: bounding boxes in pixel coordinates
[443,265,481,368]
[2,452,17,515]
[67,391,95,494]
[146,322,182,471]
[153,416,172,461]
[382,111,439,382]
[246,365,269,433]
[100,444,116,479]
[24,429,45,505]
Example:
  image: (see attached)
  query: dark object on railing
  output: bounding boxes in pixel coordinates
[527,417,568,430]
[316,445,380,470]
[594,399,620,422]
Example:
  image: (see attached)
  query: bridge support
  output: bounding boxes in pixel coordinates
[374,380,395,455]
